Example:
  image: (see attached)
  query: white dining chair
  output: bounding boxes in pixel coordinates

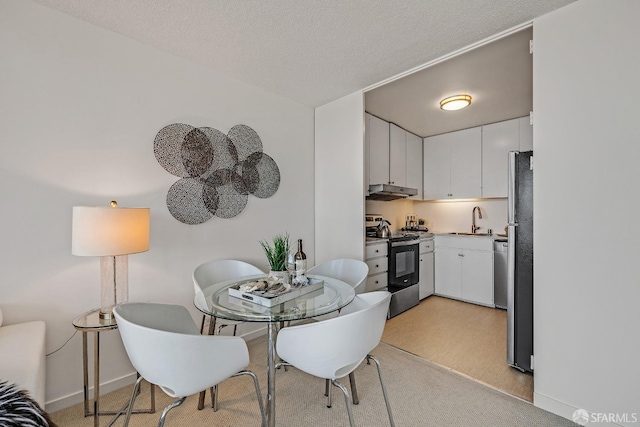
[307,258,369,295]
[193,259,264,336]
[276,291,394,427]
[192,259,264,411]
[113,302,266,427]
[306,258,369,404]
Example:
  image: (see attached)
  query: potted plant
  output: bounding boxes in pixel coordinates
[259,232,290,278]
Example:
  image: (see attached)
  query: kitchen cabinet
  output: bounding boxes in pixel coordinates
[405,131,423,200]
[482,116,533,198]
[434,236,494,306]
[365,241,388,292]
[366,113,390,186]
[419,239,434,300]
[389,124,406,186]
[388,123,424,192]
[423,127,482,200]
[365,115,423,198]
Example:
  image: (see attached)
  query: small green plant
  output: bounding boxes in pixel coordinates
[259,232,290,271]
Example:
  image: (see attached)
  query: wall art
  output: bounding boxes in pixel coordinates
[154,123,280,224]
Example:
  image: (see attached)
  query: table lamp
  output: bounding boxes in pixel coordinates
[72,201,150,319]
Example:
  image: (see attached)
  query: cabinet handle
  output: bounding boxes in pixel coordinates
[376,264,379,268]
[375,249,379,253]
[458,253,464,257]
[375,280,379,284]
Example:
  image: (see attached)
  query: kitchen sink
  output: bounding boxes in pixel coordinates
[447,232,492,236]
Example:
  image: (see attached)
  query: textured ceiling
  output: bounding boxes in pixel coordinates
[32,0,575,108]
[366,27,533,137]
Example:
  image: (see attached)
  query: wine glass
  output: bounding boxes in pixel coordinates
[285,253,296,285]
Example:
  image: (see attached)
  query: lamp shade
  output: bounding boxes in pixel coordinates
[72,206,150,256]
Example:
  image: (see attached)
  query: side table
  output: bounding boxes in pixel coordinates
[73,309,155,427]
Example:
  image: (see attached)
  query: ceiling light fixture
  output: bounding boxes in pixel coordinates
[440,94,472,111]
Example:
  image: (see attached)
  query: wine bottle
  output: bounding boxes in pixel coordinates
[294,239,307,282]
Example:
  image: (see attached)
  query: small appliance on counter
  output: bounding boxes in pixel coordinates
[405,213,417,228]
[365,214,384,238]
[401,214,430,234]
[376,219,391,238]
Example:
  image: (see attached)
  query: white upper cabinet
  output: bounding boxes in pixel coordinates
[366,115,423,198]
[450,127,482,198]
[405,132,423,200]
[389,124,407,186]
[423,133,451,199]
[423,127,482,200]
[366,113,390,185]
[481,116,533,198]
[482,119,520,198]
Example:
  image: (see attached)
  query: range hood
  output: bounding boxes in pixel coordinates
[367,184,418,201]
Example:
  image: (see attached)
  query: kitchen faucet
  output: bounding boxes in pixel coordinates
[472,206,483,234]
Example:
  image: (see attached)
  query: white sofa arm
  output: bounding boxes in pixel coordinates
[0,321,46,407]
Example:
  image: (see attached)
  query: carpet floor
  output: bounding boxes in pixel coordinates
[51,334,575,426]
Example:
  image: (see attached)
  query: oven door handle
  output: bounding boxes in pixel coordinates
[390,240,419,248]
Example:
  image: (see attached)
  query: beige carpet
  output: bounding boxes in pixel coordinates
[51,334,575,426]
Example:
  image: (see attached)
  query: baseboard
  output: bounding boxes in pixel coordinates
[533,392,576,422]
[237,325,267,341]
[45,372,138,414]
[534,392,632,427]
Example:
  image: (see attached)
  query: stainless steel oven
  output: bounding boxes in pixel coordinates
[387,234,420,317]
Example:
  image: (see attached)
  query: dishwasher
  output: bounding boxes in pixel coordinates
[493,240,508,309]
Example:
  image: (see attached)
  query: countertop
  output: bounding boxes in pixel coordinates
[366,231,433,245]
[366,232,507,245]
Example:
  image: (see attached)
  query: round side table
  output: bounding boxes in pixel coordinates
[73,308,155,427]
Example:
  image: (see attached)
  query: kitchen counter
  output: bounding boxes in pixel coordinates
[435,232,507,241]
[366,231,434,245]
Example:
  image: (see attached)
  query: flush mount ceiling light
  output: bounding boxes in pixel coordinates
[440,94,472,111]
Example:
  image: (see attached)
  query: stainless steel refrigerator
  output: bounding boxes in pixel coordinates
[507,150,533,372]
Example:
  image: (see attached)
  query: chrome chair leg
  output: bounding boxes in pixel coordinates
[123,376,143,427]
[348,372,359,405]
[198,315,217,410]
[199,314,206,334]
[208,316,217,335]
[158,397,186,427]
[212,385,218,411]
[233,370,266,427]
[367,355,395,427]
[326,372,357,408]
[331,379,355,427]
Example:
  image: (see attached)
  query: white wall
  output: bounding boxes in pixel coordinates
[533,0,640,424]
[0,1,315,411]
[315,91,365,264]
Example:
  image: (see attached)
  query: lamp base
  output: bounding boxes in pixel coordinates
[100,255,128,318]
[99,310,114,320]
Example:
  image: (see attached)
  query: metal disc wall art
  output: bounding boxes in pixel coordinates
[154,123,280,224]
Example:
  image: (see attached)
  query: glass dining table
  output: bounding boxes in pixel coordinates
[195,273,356,427]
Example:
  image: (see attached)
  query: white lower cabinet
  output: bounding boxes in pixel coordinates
[419,239,434,300]
[460,249,494,306]
[434,237,494,306]
[365,241,388,292]
[419,251,434,299]
[434,247,462,299]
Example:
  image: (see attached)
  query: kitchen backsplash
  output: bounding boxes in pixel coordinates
[366,199,508,234]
